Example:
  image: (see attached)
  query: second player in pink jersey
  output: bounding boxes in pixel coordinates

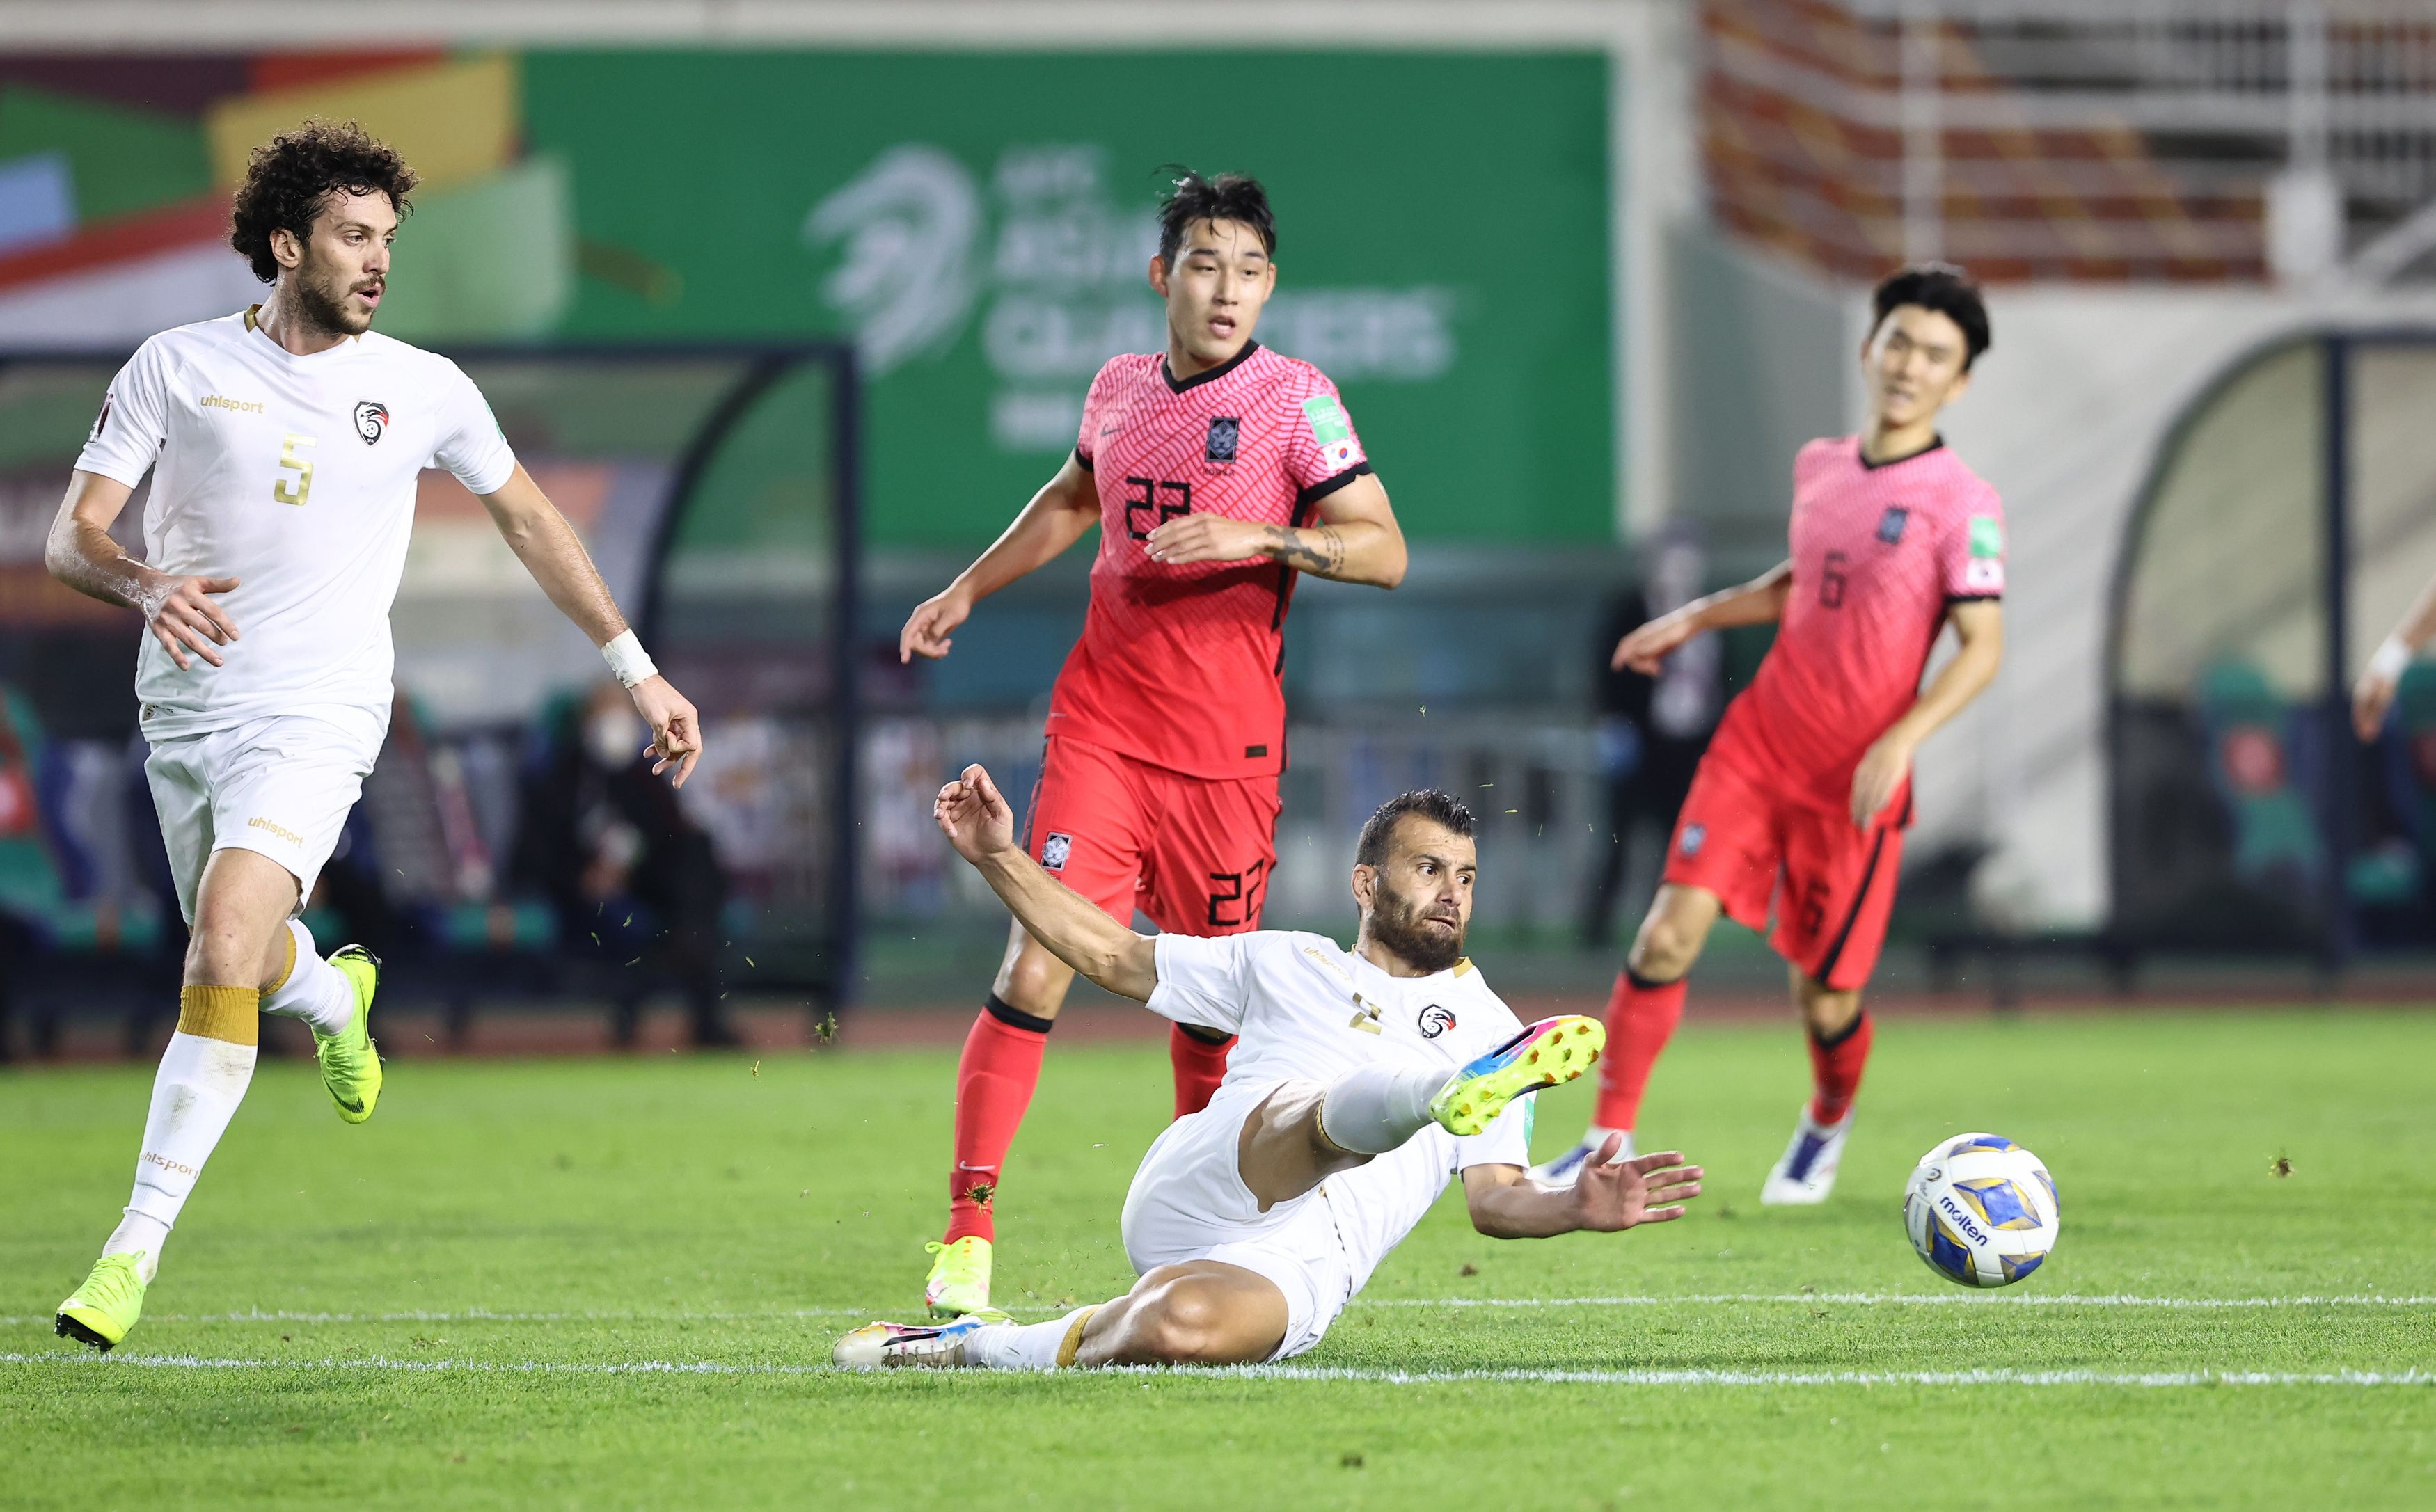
[896,171,1407,1318]
[1537,265,2007,1207]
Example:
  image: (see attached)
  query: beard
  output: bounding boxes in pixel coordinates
[1366,876,1466,974]
[293,252,374,337]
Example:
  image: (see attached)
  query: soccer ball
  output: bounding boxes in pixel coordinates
[1903,1133,2059,1288]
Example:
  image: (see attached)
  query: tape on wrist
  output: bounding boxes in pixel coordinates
[601,629,657,688]
[2370,635,2413,684]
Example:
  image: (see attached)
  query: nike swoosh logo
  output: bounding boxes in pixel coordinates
[1098,424,1121,436]
[334,1093,365,1113]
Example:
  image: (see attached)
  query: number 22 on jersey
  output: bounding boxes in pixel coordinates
[274,433,316,506]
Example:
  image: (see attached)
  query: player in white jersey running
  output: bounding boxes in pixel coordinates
[835,770,1703,1370]
[44,121,702,1351]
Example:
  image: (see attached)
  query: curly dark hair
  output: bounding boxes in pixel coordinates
[228,119,417,284]
[1155,168,1276,264]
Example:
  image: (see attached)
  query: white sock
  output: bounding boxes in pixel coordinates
[963,1307,1098,1370]
[105,1030,258,1282]
[1318,1062,1450,1155]
[260,920,354,1036]
[1579,1124,1636,1162]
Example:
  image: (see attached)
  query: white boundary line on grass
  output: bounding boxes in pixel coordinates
[6,1293,2432,1328]
[1,1352,2429,1388]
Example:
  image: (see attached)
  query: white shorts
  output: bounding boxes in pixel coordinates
[143,708,386,924]
[1120,1079,1370,1362]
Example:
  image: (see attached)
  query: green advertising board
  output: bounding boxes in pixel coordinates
[519,51,1614,547]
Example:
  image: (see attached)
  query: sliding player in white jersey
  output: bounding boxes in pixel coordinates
[835,771,1702,1370]
[45,121,702,1351]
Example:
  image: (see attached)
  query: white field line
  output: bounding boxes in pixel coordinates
[1,1351,2429,1388]
[6,1293,2432,1328]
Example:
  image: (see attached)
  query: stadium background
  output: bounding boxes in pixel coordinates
[6,0,2436,1051]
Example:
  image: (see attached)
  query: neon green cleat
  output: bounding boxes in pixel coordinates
[923,1236,992,1318]
[315,944,383,1124]
[1428,1014,1606,1137]
[55,1252,148,1351]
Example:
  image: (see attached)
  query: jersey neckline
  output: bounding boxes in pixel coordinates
[1855,433,1945,471]
[1161,340,1261,395]
[240,304,364,365]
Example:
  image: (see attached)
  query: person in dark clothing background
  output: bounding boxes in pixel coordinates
[1581,530,1723,948]
[516,681,736,1047]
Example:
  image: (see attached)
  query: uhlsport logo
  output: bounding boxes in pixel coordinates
[1417,1004,1457,1040]
[353,400,390,445]
[1040,831,1073,871]
[1679,822,1706,857]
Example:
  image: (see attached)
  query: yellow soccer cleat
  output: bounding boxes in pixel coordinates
[315,944,383,1124]
[55,1252,148,1351]
[1429,1014,1606,1137]
[923,1236,992,1318]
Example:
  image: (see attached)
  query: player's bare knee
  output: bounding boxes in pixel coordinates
[1134,1280,1239,1364]
[992,938,1075,1018]
[1629,917,1698,982]
[1798,978,1862,1038]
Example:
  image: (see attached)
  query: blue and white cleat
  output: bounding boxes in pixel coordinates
[1530,1127,1636,1186]
[1429,1015,1604,1138]
[1759,1106,1851,1205]
[832,1309,1009,1370]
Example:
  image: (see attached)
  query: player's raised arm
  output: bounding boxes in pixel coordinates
[1144,470,1408,589]
[1612,560,1792,674]
[934,763,1157,1001]
[901,454,1100,663]
[1461,1139,1705,1239]
[477,463,702,788]
[1849,595,2003,828]
[46,470,242,673]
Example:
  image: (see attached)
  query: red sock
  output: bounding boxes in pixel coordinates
[1168,1024,1235,1118]
[1806,1011,1873,1125]
[1591,968,1687,1131]
[944,996,1051,1246]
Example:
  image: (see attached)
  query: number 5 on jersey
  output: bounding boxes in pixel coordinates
[274,432,316,506]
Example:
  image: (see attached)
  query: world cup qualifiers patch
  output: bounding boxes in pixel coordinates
[1877,506,1909,544]
[1206,416,1239,463]
[353,400,389,445]
[1040,832,1074,872]
[1969,515,2004,558]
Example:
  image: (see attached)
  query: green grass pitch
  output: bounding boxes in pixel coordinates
[4,1007,2433,1509]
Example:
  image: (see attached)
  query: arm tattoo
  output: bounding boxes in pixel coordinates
[1272,524,1348,578]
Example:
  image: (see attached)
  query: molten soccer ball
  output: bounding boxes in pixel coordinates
[1903,1133,2059,1287]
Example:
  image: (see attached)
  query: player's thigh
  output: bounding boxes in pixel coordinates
[1656,756,1782,939]
[1631,882,1725,978]
[1022,736,1149,921]
[186,847,302,985]
[200,715,379,913]
[1087,1261,1293,1367]
[1775,812,1906,993]
[1138,767,1280,937]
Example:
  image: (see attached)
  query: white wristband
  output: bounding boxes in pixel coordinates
[601,629,658,689]
[2369,635,2412,684]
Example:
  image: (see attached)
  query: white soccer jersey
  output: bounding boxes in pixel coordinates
[1148,928,1535,1181]
[74,307,517,740]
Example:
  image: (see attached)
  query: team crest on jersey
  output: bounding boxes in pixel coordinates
[1418,1004,1457,1040]
[353,401,390,445]
[1040,832,1073,871]
[1876,506,1909,543]
[1206,416,1240,463]
[1679,823,1706,857]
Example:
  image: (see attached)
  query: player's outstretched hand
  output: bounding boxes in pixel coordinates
[1613,611,1695,676]
[1572,1138,1703,1232]
[2355,665,2401,742]
[139,573,241,671]
[1848,731,1913,827]
[901,588,972,663]
[935,763,1018,864]
[628,676,703,788]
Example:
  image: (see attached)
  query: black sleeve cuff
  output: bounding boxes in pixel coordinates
[1294,461,1374,509]
[1073,447,1093,473]
[1945,592,2002,605]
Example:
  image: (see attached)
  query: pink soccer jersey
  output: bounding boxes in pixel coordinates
[1047,342,1371,781]
[1711,436,2006,813]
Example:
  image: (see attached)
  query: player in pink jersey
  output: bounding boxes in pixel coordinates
[896,170,1407,1314]
[1538,265,2007,1205]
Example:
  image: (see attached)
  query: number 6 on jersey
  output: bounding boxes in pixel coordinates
[274,432,316,506]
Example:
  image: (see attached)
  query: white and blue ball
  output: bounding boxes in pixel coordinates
[1903,1133,2059,1288]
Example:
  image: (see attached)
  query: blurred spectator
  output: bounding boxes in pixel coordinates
[1581,530,1723,948]
[515,682,736,1047]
